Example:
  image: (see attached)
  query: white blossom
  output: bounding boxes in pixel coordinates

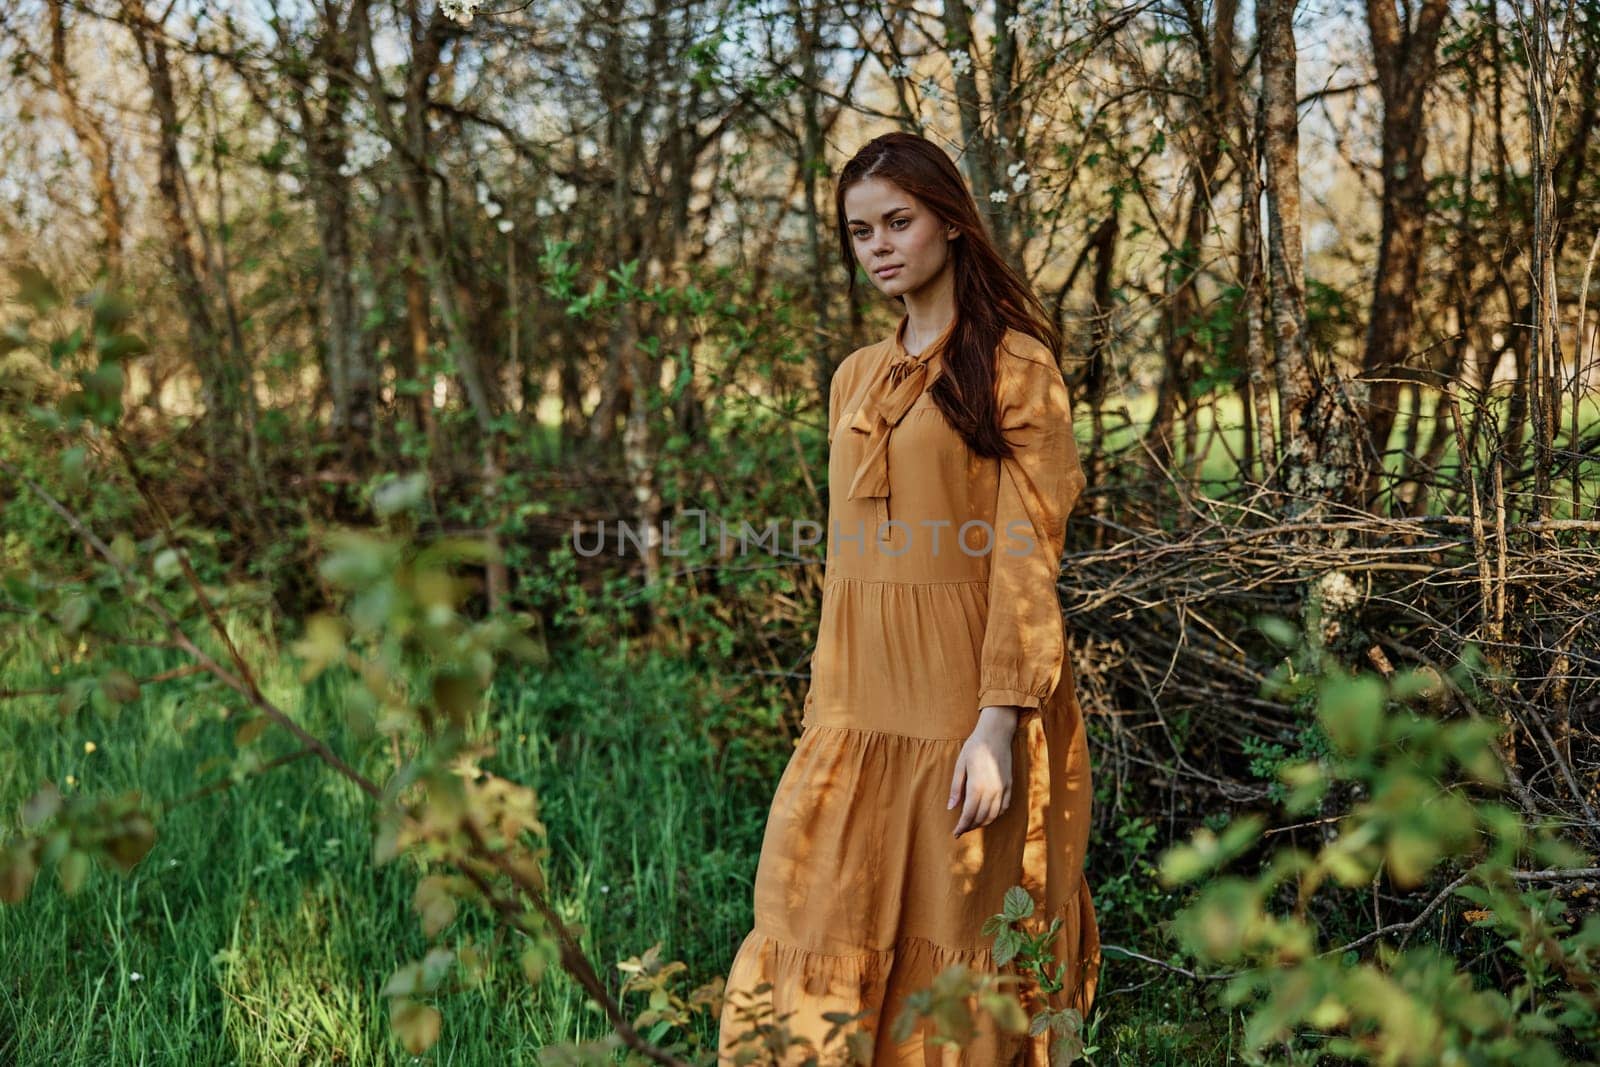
[1012,170,1031,192]
[484,199,502,218]
[440,0,483,25]
[496,218,513,233]
[337,125,390,178]
[918,76,942,102]
[989,189,1009,203]
[536,183,577,218]
[949,49,972,76]
[887,61,910,79]
[1005,13,1023,35]
[535,181,577,218]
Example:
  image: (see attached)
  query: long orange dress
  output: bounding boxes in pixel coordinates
[718,314,1099,1065]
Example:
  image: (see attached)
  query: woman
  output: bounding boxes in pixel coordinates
[718,131,1099,1065]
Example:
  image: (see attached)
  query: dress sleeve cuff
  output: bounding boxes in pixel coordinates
[977,687,1045,712]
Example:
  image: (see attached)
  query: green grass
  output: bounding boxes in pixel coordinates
[0,622,776,1064]
[0,613,1247,1064]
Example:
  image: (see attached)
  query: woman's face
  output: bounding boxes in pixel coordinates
[844,178,958,299]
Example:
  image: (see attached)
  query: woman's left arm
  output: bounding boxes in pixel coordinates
[976,348,1087,725]
[950,346,1087,836]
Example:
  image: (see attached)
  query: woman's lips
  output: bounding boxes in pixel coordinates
[875,265,902,278]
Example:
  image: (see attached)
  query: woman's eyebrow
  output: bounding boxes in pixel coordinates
[847,206,911,225]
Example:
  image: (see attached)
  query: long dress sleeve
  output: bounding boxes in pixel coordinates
[806,365,846,722]
[827,366,843,443]
[976,348,1088,723]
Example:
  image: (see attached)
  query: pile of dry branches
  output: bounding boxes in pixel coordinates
[1061,484,1600,852]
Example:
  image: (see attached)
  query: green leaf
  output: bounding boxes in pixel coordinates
[90,289,133,333]
[420,947,454,990]
[1051,1029,1085,1064]
[1279,760,1327,814]
[432,670,480,726]
[978,991,1029,1034]
[83,360,124,407]
[318,531,394,589]
[1260,614,1299,646]
[993,927,1020,967]
[21,783,62,829]
[372,472,428,518]
[96,332,148,361]
[390,999,442,1054]
[0,843,39,904]
[151,548,182,580]
[58,849,91,895]
[292,614,346,681]
[110,533,137,568]
[382,962,423,998]
[103,811,155,871]
[1324,843,1374,887]
[0,319,30,354]
[413,876,459,938]
[1001,885,1035,923]
[1159,815,1263,887]
[1316,674,1386,756]
[519,944,548,986]
[61,446,88,494]
[57,677,94,717]
[100,669,141,705]
[233,714,270,747]
[11,264,61,311]
[39,829,69,866]
[58,594,91,635]
[1386,824,1442,888]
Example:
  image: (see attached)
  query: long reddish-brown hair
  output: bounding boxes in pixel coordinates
[834,131,1062,460]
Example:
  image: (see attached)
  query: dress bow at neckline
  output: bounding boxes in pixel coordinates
[845,315,956,506]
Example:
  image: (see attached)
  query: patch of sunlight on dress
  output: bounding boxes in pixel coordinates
[718,315,1100,1066]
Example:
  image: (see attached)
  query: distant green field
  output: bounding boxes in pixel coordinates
[1091,386,1600,511]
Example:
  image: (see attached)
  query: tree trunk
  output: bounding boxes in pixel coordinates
[121,0,235,468]
[293,4,373,461]
[47,0,125,279]
[1361,0,1451,489]
[1261,0,1360,518]
[1146,0,1240,469]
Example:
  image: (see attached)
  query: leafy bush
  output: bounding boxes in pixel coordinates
[1157,623,1599,1064]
